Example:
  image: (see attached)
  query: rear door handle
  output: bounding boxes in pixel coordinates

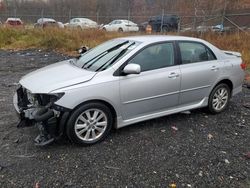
[211,66,219,71]
[168,72,179,78]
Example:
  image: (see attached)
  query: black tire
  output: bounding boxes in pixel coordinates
[118,28,123,32]
[162,26,169,32]
[208,83,231,114]
[77,25,82,30]
[66,102,113,146]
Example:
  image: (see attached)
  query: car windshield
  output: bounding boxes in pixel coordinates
[74,39,140,72]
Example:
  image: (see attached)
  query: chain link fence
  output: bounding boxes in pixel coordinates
[0,9,250,33]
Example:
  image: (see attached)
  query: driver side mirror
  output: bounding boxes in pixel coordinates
[123,64,141,75]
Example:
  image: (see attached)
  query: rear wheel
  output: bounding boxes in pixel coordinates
[66,103,113,145]
[208,83,231,114]
[77,25,82,30]
[162,25,169,32]
[118,28,123,32]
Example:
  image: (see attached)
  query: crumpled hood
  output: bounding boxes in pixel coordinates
[20,59,97,93]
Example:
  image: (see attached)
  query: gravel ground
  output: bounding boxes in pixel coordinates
[0,49,249,188]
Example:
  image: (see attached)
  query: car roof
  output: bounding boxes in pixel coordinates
[73,18,93,21]
[6,18,22,21]
[37,18,56,23]
[119,35,205,43]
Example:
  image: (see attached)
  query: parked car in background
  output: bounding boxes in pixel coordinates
[212,24,231,33]
[67,18,98,29]
[147,15,179,32]
[57,22,64,29]
[196,25,211,33]
[14,36,245,146]
[138,22,148,31]
[102,20,139,32]
[5,18,24,28]
[34,18,64,29]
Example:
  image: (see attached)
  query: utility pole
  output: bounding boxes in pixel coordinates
[161,0,166,33]
[128,0,131,21]
[13,0,17,18]
[41,9,44,20]
[161,9,164,33]
[69,8,72,22]
[221,0,228,26]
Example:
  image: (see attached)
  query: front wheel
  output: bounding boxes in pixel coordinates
[208,83,231,114]
[66,103,113,145]
[118,28,123,32]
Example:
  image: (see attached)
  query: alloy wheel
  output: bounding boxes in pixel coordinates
[74,108,108,142]
[212,87,229,111]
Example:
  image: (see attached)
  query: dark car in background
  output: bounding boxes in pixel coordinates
[144,15,179,32]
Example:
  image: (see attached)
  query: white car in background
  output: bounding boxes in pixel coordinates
[103,20,139,32]
[67,18,98,29]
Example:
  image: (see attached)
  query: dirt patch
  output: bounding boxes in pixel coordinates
[0,49,249,188]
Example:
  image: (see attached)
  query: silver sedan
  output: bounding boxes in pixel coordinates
[14,36,245,146]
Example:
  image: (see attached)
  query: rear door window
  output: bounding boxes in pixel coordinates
[179,42,216,64]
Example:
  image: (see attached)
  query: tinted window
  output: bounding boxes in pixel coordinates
[179,42,216,64]
[128,43,175,72]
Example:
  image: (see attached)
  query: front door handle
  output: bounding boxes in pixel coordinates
[211,66,219,71]
[168,72,179,78]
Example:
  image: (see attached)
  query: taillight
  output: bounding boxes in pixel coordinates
[241,63,247,70]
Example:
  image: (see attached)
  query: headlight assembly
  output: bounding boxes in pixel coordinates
[38,93,65,105]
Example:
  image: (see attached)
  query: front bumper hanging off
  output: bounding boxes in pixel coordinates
[13,87,70,146]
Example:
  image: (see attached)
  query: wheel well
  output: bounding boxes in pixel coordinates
[215,79,233,93]
[75,99,117,127]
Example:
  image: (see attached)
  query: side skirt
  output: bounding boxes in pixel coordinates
[116,97,208,129]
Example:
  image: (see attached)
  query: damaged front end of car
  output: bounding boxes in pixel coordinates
[13,86,70,146]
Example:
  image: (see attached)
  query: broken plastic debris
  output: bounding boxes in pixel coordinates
[243,103,250,109]
[105,166,120,170]
[161,129,166,133]
[171,126,178,131]
[198,171,203,177]
[35,182,40,188]
[181,111,191,114]
[169,183,176,188]
[224,159,230,164]
[207,134,213,140]
[244,152,250,159]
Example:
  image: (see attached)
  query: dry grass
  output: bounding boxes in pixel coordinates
[0,27,249,67]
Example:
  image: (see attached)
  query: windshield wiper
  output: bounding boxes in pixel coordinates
[81,40,129,69]
[96,42,136,72]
